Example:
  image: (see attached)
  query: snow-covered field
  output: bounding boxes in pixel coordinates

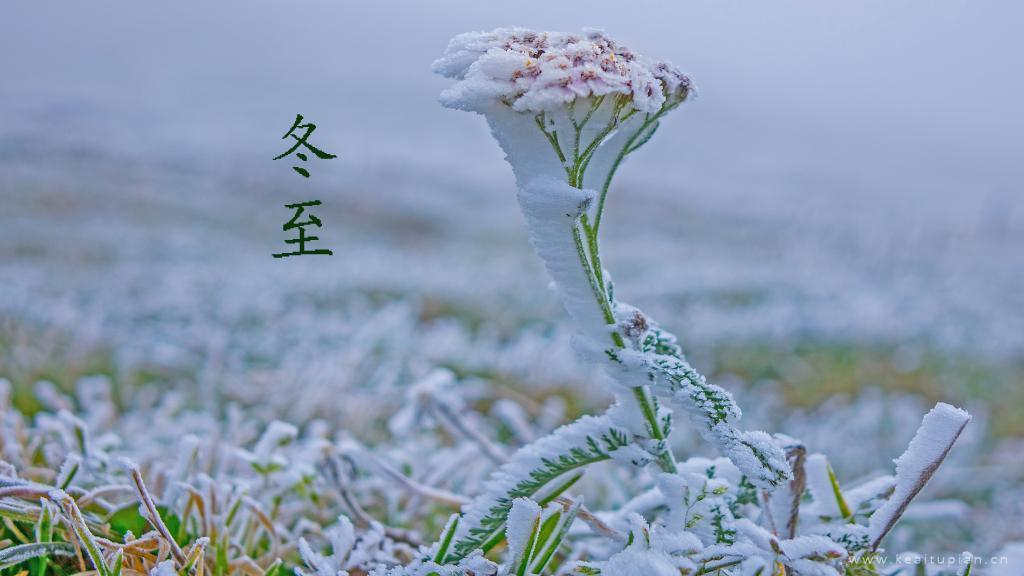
[1,2,1022,574]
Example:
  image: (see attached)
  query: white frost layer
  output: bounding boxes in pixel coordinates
[867,402,971,546]
[516,176,611,341]
[505,498,541,564]
[599,547,680,576]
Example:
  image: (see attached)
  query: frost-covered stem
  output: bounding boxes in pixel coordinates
[544,109,678,475]
[444,412,632,561]
[592,111,663,237]
[571,222,616,327]
[867,403,971,550]
[572,208,675,475]
[784,444,807,539]
[123,461,188,567]
[630,387,676,473]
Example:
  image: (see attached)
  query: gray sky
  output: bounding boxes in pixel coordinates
[3,1,1021,196]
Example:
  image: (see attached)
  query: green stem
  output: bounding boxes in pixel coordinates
[539,102,679,475]
[535,113,572,180]
[573,223,615,325]
[593,112,662,236]
[570,192,676,476]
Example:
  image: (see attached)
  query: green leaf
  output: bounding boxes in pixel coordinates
[433,515,459,564]
[827,463,853,520]
[530,502,579,575]
[106,504,184,544]
[445,418,628,562]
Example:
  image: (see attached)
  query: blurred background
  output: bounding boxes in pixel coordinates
[1,0,1022,553]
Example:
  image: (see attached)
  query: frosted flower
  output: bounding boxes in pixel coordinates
[434,28,690,114]
[434,28,693,192]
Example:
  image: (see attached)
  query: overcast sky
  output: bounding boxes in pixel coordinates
[2,1,1021,216]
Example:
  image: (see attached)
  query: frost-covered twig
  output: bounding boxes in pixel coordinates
[783,442,807,539]
[867,402,971,549]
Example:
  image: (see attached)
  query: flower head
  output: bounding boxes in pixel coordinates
[434,28,692,114]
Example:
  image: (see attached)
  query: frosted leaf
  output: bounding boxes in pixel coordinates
[55,453,82,489]
[778,535,846,561]
[678,457,743,485]
[867,403,971,548]
[446,406,634,561]
[505,497,581,575]
[819,524,870,553]
[505,497,542,565]
[387,370,455,437]
[327,517,357,567]
[296,516,361,576]
[490,399,536,443]
[594,343,791,489]
[656,472,736,546]
[805,454,844,519]
[607,443,655,469]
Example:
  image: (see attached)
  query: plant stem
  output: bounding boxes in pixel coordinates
[592,112,662,237]
[573,223,616,325]
[537,99,679,475]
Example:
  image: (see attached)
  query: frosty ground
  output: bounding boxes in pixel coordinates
[1,142,1021,563]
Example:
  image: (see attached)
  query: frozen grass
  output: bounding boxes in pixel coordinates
[1,151,1021,573]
